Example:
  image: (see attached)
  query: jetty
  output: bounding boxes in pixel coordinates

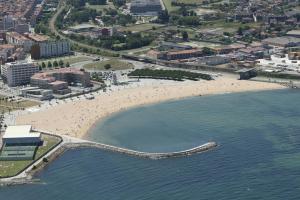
[0,131,217,185]
[64,141,217,160]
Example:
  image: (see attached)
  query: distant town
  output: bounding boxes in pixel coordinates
[0,0,299,183]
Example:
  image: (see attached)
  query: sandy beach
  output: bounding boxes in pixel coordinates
[16,77,286,139]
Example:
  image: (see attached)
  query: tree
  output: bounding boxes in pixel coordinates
[104,64,111,70]
[66,62,70,67]
[47,61,52,68]
[53,60,59,67]
[59,60,64,67]
[182,31,189,41]
[158,10,169,23]
[41,62,46,69]
[202,47,214,56]
[237,27,243,35]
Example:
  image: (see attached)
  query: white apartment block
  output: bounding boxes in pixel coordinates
[1,61,39,86]
[38,40,70,58]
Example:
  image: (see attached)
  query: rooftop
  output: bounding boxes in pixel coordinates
[27,34,49,42]
[0,44,15,50]
[262,36,300,46]
[6,32,31,41]
[167,49,201,55]
[286,30,300,36]
[3,125,40,139]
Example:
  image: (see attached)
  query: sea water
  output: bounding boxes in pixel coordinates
[1,89,300,199]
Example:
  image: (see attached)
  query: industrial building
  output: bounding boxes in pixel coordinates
[1,61,39,86]
[147,49,202,60]
[130,0,163,16]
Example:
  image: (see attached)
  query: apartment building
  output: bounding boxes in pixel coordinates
[6,32,33,52]
[1,61,39,86]
[31,40,71,59]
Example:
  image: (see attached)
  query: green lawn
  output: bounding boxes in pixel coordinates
[0,97,40,113]
[85,2,115,12]
[83,59,134,71]
[175,0,204,4]
[162,0,180,12]
[0,134,61,178]
[36,55,92,66]
[120,23,165,32]
[203,20,262,31]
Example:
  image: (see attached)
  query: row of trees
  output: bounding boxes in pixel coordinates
[39,60,70,69]
[128,69,213,81]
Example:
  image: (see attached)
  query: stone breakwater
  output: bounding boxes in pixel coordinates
[64,141,217,159]
[0,139,217,186]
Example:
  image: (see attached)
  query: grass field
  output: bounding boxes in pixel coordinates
[0,134,61,178]
[85,2,115,12]
[83,59,134,71]
[162,0,180,12]
[175,0,204,4]
[36,55,92,66]
[0,98,40,113]
[120,23,165,32]
[203,20,261,30]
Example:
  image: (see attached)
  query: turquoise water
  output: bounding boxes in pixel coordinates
[1,89,300,199]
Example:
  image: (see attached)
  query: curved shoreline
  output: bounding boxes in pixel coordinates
[2,77,287,185]
[16,77,287,139]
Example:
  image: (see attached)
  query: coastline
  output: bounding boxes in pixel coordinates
[16,76,286,139]
[0,134,217,186]
[0,77,288,185]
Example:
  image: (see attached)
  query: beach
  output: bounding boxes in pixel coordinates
[16,77,286,139]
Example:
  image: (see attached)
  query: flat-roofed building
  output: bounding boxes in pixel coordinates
[286,30,300,38]
[2,125,41,145]
[159,42,193,51]
[1,61,39,86]
[15,23,30,34]
[0,125,43,160]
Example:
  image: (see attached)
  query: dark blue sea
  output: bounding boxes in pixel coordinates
[1,89,300,199]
